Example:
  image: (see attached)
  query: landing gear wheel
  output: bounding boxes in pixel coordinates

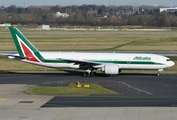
[83,72,90,77]
[90,71,97,77]
[157,69,163,77]
[83,73,87,77]
[90,72,95,77]
[83,71,97,77]
[93,72,97,76]
[109,75,113,78]
[87,73,90,77]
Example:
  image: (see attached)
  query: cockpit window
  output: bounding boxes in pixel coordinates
[166,59,171,61]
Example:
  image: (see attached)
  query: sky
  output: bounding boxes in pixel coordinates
[1,0,177,7]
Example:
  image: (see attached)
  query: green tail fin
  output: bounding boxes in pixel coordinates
[9,27,44,62]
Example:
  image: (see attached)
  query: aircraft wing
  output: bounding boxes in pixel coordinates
[57,58,103,67]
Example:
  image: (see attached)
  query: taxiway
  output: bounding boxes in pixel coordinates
[0,73,177,107]
[1,73,177,120]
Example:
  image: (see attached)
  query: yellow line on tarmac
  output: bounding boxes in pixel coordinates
[0,98,8,101]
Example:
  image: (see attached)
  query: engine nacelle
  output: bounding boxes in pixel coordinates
[69,64,80,69]
[102,64,119,75]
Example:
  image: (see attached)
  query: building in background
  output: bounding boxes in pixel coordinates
[56,12,69,18]
[0,23,11,27]
[160,7,177,12]
[42,25,50,30]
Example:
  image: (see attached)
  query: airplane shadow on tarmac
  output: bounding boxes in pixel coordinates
[7,70,159,77]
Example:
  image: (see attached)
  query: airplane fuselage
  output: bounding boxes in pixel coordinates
[10,52,175,70]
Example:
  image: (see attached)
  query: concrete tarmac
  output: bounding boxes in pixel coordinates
[1,73,177,120]
[42,96,177,107]
[0,73,177,107]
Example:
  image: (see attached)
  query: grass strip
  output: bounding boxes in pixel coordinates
[25,83,118,95]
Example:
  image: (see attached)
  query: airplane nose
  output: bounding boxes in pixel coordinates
[172,61,175,66]
[170,61,175,67]
[167,61,175,67]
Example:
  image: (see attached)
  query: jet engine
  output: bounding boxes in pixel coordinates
[101,64,119,75]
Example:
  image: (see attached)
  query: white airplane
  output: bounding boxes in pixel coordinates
[8,26,175,76]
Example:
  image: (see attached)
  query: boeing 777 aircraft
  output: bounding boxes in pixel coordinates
[8,26,175,76]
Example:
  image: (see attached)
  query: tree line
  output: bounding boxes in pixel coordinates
[0,4,177,27]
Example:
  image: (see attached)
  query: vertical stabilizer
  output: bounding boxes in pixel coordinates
[9,27,44,62]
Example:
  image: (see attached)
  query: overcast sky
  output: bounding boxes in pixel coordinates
[1,0,177,7]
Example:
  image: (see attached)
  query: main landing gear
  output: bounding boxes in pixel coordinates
[83,71,96,77]
[83,68,96,77]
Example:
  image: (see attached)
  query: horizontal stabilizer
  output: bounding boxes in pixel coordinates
[8,55,26,60]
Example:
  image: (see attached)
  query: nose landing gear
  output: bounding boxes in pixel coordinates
[157,69,163,76]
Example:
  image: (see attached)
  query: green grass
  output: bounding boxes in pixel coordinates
[0,56,50,71]
[25,83,118,95]
[0,32,177,51]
